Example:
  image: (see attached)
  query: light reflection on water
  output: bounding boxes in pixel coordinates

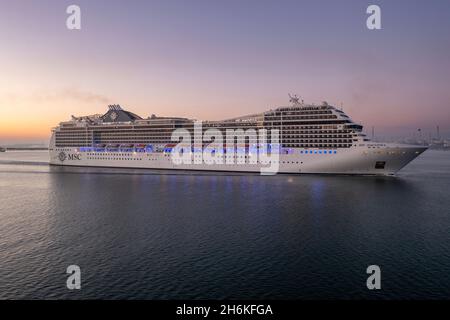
[0,150,449,299]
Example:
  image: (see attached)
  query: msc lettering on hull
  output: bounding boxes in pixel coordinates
[68,154,81,161]
[58,152,81,162]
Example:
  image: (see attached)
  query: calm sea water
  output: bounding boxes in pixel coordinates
[0,150,449,300]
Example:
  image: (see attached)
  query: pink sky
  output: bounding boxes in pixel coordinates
[1,0,449,144]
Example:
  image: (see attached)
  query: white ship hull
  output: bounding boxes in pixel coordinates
[49,144,427,175]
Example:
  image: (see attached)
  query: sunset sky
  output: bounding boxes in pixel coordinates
[1,0,450,144]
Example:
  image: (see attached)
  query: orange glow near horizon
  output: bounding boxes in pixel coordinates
[1,1,450,144]
[1,86,449,144]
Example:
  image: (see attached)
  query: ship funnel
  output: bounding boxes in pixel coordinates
[108,104,123,111]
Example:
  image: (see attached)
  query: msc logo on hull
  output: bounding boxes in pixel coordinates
[58,151,66,162]
[58,151,81,162]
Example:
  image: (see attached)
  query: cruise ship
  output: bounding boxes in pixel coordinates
[49,96,427,175]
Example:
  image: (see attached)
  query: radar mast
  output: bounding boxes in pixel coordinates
[288,94,303,106]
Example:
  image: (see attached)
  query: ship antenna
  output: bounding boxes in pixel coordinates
[288,93,300,105]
